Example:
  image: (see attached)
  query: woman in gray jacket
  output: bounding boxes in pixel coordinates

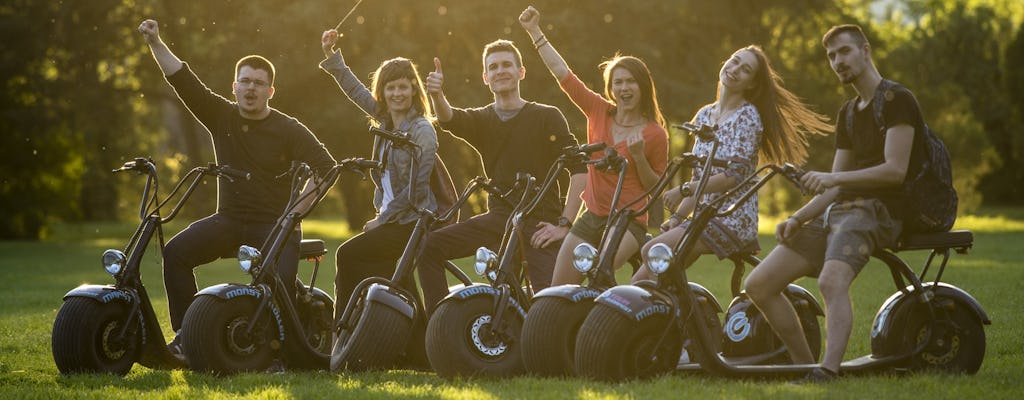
[319,29,438,324]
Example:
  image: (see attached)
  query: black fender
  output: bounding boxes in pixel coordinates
[438,283,527,318]
[593,284,673,321]
[194,283,286,343]
[63,284,136,305]
[532,284,603,304]
[688,282,724,314]
[870,282,990,357]
[365,283,416,320]
[783,284,824,316]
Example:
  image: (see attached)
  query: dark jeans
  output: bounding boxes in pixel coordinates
[416,211,559,315]
[334,221,416,321]
[162,213,299,332]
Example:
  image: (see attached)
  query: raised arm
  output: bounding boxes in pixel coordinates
[425,57,453,122]
[518,6,570,82]
[138,19,183,76]
[319,29,379,119]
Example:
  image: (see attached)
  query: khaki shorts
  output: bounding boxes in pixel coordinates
[782,198,902,277]
[569,210,649,248]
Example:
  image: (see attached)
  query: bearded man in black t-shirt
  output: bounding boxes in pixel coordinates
[745,24,924,382]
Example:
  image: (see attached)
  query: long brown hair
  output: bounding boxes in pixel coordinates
[721,45,832,165]
[369,57,433,126]
[600,55,666,129]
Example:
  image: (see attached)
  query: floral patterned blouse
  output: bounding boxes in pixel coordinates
[689,102,762,245]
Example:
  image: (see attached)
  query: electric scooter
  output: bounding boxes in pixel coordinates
[330,174,513,371]
[423,142,607,378]
[179,154,381,374]
[576,159,988,380]
[51,158,249,375]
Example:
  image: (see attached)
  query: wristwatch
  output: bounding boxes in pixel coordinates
[556,216,573,228]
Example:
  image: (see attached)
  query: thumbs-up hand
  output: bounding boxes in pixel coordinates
[425,57,444,96]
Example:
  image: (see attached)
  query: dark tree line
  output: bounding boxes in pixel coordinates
[2,0,1021,239]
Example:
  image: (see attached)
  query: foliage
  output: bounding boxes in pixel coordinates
[1,0,1022,237]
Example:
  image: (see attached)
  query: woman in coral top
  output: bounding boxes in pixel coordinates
[520,6,669,285]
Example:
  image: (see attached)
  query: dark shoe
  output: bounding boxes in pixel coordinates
[791,367,838,384]
[167,332,186,363]
[265,358,286,374]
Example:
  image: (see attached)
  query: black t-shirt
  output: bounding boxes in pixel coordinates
[440,102,584,220]
[834,84,926,220]
[166,63,336,223]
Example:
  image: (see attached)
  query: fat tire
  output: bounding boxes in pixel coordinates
[574,303,681,381]
[52,298,141,375]
[903,296,986,374]
[520,296,593,376]
[332,296,412,372]
[425,296,525,378]
[181,295,275,374]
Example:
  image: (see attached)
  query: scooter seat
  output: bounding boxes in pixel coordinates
[892,230,973,252]
[299,239,327,260]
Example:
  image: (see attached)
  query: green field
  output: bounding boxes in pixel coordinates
[2,211,1023,399]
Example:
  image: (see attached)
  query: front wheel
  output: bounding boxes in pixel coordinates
[181,295,275,374]
[52,298,141,375]
[903,297,986,374]
[574,303,681,382]
[520,296,594,376]
[425,296,525,378]
[332,294,412,372]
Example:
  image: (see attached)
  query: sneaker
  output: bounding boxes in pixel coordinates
[791,367,838,384]
[167,332,185,363]
[677,348,691,367]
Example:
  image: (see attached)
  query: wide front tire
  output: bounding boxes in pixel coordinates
[520,296,593,376]
[52,298,141,375]
[425,296,525,378]
[181,295,275,374]
[332,295,412,372]
[574,303,682,382]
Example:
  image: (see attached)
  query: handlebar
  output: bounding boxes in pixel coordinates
[673,122,716,142]
[214,164,251,182]
[368,126,415,148]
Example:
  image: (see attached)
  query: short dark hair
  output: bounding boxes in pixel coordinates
[235,55,275,85]
[482,39,523,70]
[822,24,869,48]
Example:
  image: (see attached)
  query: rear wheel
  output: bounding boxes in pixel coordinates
[332,294,412,372]
[520,296,594,376]
[425,295,525,378]
[903,296,986,374]
[181,295,275,374]
[52,298,141,375]
[574,303,681,381]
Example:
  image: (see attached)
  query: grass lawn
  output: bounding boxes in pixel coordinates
[1,210,1023,399]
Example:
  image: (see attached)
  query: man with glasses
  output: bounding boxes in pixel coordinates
[138,19,336,362]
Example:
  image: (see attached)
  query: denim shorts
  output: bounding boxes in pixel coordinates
[569,210,649,247]
[782,198,902,277]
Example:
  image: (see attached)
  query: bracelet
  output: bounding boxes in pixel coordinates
[787,215,804,224]
[533,34,546,45]
[534,38,549,50]
[669,213,684,221]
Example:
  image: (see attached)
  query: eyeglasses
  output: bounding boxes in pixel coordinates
[236,78,269,88]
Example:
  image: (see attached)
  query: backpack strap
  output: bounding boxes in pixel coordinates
[844,79,899,137]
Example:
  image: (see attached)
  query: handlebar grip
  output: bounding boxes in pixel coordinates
[219,165,251,181]
[673,122,716,141]
[368,126,414,147]
[578,142,608,154]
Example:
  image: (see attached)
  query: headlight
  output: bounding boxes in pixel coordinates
[572,243,598,274]
[101,249,126,276]
[238,245,261,274]
[474,247,497,276]
[647,243,674,275]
